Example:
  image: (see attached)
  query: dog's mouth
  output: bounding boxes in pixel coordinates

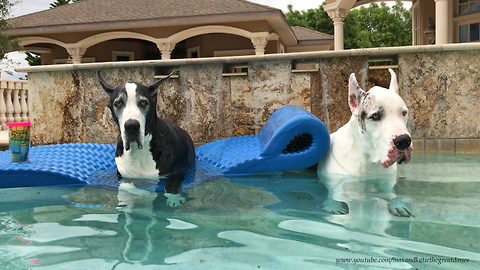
[124,136,143,151]
[381,146,412,169]
[122,119,144,151]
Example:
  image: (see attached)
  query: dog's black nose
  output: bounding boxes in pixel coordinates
[393,134,411,150]
[124,119,140,134]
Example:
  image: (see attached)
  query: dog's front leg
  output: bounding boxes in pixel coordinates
[319,174,349,215]
[115,136,124,177]
[164,172,186,207]
[377,174,414,217]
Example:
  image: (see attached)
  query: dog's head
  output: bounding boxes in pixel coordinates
[348,68,412,169]
[97,71,172,151]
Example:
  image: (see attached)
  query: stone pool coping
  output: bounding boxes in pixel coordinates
[15,43,480,73]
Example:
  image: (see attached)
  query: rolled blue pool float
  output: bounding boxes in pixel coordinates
[0,105,330,189]
[196,105,330,176]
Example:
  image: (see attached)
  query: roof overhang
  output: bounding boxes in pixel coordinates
[264,13,297,46]
[297,39,334,45]
[323,0,357,11]
[325,0,413,10]
[6,10,298,46]
[353,0,412,8]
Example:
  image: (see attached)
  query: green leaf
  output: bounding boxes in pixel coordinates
[284,1,411,49]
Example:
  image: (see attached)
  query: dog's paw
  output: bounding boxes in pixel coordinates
[388,198,414,217]
[119,182,150,196]
[164,193,186,207]
[321,198,349,215]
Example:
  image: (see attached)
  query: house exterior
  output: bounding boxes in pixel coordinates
[324,0,479,50]
[410,0,479,45]
[5,0,333,66]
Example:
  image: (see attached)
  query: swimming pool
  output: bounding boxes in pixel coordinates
[1,152,479,269]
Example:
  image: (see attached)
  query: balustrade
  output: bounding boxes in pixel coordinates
[0,79,29,131]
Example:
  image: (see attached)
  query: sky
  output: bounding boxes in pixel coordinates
[2,0,411,79]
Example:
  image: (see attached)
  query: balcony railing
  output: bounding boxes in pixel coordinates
[0,79,29,145]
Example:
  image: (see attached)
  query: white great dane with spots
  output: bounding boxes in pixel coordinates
[317,69,413,217]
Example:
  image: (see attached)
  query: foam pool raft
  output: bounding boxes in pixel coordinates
[0,105,330,190]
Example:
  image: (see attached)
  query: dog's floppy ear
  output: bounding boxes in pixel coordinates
[148,71,175,96]
[388,68,399,93]
[97,71,116,97]
[348,73,366,113]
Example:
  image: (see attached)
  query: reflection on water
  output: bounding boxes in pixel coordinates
[1,153,480,269]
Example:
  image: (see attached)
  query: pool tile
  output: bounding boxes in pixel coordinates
[425,139,455,152]
[456,139,480,153]
[412,139,425,152]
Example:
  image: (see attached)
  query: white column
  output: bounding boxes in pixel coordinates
[327,8,349,50]
[12,87,21,122]
[157,43,175,60]
[435,0,449,45]
[5,83,14,124]
[251,36,269,55]
[20,84,28,122]
[66,47,86,64]
[334,21,344,50]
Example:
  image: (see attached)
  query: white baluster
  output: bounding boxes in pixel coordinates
[20,85,28,122]
[0,83,6,130]
[13,83,22,122]
[5,82,14,124]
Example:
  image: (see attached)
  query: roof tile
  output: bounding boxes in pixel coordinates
[291,26,333,41]
[9,0,279,28]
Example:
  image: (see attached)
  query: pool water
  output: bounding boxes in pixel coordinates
[1,153,480,269]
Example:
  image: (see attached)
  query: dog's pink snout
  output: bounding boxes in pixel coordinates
[124,119,140,134]
[393,134,411,150]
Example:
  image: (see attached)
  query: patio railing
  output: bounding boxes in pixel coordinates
[0,79,29,131]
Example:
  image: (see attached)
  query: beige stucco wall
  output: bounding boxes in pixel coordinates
[24,20,292,64]
[38,33,285,64]
[26,21,275,44]
[413,0,436,46]
[184,34,269,58]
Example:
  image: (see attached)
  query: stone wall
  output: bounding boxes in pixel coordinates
[399,50,480,139]
[28,68,155,145]
[312,56,368,133]
[399,50,480,152]
[25,48,480,152]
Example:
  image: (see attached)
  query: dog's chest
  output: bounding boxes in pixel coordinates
[115,138,159,178]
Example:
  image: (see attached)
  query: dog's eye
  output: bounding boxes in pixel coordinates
[402,110,408,117]
[114,100,123,108]
[370,113,381,121]
[139,100,148,108]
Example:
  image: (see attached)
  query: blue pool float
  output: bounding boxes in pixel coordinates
[0,143,117,188]
[0,105,330,189]
[196,105,330,176]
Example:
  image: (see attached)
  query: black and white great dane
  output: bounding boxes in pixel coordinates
[317,69,413,217]
[97,71,195,207]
